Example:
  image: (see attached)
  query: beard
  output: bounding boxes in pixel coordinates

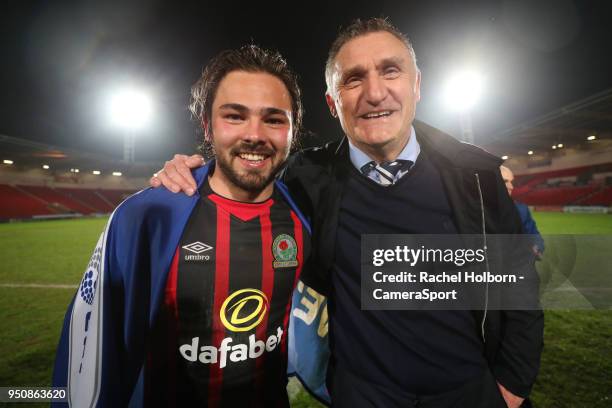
[214,142,287,194]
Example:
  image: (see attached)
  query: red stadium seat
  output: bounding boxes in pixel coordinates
[0,184,54,218]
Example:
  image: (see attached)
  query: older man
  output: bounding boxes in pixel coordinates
[153,18,543,408]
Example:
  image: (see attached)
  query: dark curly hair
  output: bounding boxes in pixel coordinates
[189,45,303,157]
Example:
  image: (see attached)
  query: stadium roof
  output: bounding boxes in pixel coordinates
[484,87,612,156]
[0,134,159,177]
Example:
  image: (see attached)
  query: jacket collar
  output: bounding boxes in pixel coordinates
[333,120,502,170]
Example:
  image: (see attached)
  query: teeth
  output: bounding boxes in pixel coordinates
[239,153,266,161]
[364,111,392,119]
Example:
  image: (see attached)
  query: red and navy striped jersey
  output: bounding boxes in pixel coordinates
[145,180,311,407]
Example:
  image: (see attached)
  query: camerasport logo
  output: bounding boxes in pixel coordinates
[182,241,213,262]
[272,234,298,268]
[220,288,269,332]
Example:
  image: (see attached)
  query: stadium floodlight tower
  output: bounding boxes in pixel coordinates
[443,70,484,144]
[109,88,153,163]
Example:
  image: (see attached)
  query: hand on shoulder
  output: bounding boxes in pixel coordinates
[150,154,205,196]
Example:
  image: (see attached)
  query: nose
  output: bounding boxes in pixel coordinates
[363,73,388,105]
[243,118,266,144]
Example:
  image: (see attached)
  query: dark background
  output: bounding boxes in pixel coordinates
[2,0,611,161]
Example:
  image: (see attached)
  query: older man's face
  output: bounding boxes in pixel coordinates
[326,31,420,159]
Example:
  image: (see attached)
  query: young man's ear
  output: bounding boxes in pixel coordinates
[203,117,211,142]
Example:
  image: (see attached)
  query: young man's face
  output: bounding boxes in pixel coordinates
[210,70,293,194]
[326,31,421,158]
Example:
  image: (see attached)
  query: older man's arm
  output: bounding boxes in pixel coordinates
[149,153,204,195]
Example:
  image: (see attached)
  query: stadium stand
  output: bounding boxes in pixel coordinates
[17,185,97,214]
[513,166,593,196]
[515,185,599,206]
[512,163,612,206]
[0,184,137,219]
[2,84,611,220]
[0,184,54,218]
[97,189,135,207]
[0,134,152,220]
[577,186,612,206]
[55,187,116,213]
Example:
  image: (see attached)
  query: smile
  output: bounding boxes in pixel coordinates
[361,110,393,119]
[238,152,267,162]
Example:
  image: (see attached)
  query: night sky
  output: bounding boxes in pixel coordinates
[3,0,612,162]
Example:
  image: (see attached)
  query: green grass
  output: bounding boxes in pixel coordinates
[531,310,612,408]
[528,211,612,408]
[0,217,107,407]
[531,212,612,234]
[0,217,108,284]
[0,213,611,407]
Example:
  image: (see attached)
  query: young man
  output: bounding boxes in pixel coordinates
[52,45,312,407]
[153,18,543,408]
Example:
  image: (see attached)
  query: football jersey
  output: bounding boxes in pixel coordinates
[145,180,311,407]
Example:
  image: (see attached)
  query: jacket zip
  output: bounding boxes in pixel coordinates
[474,172,490,343]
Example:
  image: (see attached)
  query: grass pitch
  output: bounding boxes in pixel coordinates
[0,213,611,407]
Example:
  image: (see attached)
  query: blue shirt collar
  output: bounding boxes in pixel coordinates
[348,126,420,171]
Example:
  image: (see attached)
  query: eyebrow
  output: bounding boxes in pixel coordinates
[340,56,407,81]
[218,103,290,117]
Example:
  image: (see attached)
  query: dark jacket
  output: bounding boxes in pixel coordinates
[282,120,544,399]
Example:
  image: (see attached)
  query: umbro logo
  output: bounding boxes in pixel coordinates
[182,241,213,262]
[183,241,213,254]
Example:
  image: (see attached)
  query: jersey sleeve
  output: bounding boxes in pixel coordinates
[287,280,331,405]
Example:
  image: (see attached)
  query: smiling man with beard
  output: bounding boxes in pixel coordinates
[52,45,312,407]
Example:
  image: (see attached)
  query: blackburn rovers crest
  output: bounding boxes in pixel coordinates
[272,234,298,268]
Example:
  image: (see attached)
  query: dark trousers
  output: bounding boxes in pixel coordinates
[330,366,508,408]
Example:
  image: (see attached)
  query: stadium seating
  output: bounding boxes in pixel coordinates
[512,163,612,206]
[578,186,612,206]
[17,185,96,214]
[98,189,136,207]
[2,162,610,220]
[55,187,115,213]
[0,184,137,219]
[515,185,598,206]
[512,165,595,196]
[0,184,55,218]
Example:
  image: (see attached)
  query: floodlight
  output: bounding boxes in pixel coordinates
[42,164,50,169]
[92,170,101,175]
[557,143,563,148]
[528,150,534,155]
[109,88,153,130]
[112,171,122,176]
[443,70,484,112]
[552,145,557,149]
[3,159,13,165]
[587,135,596,141]
[501,155,509,160]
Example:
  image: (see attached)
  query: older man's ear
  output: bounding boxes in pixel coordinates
[149,153,205,196]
